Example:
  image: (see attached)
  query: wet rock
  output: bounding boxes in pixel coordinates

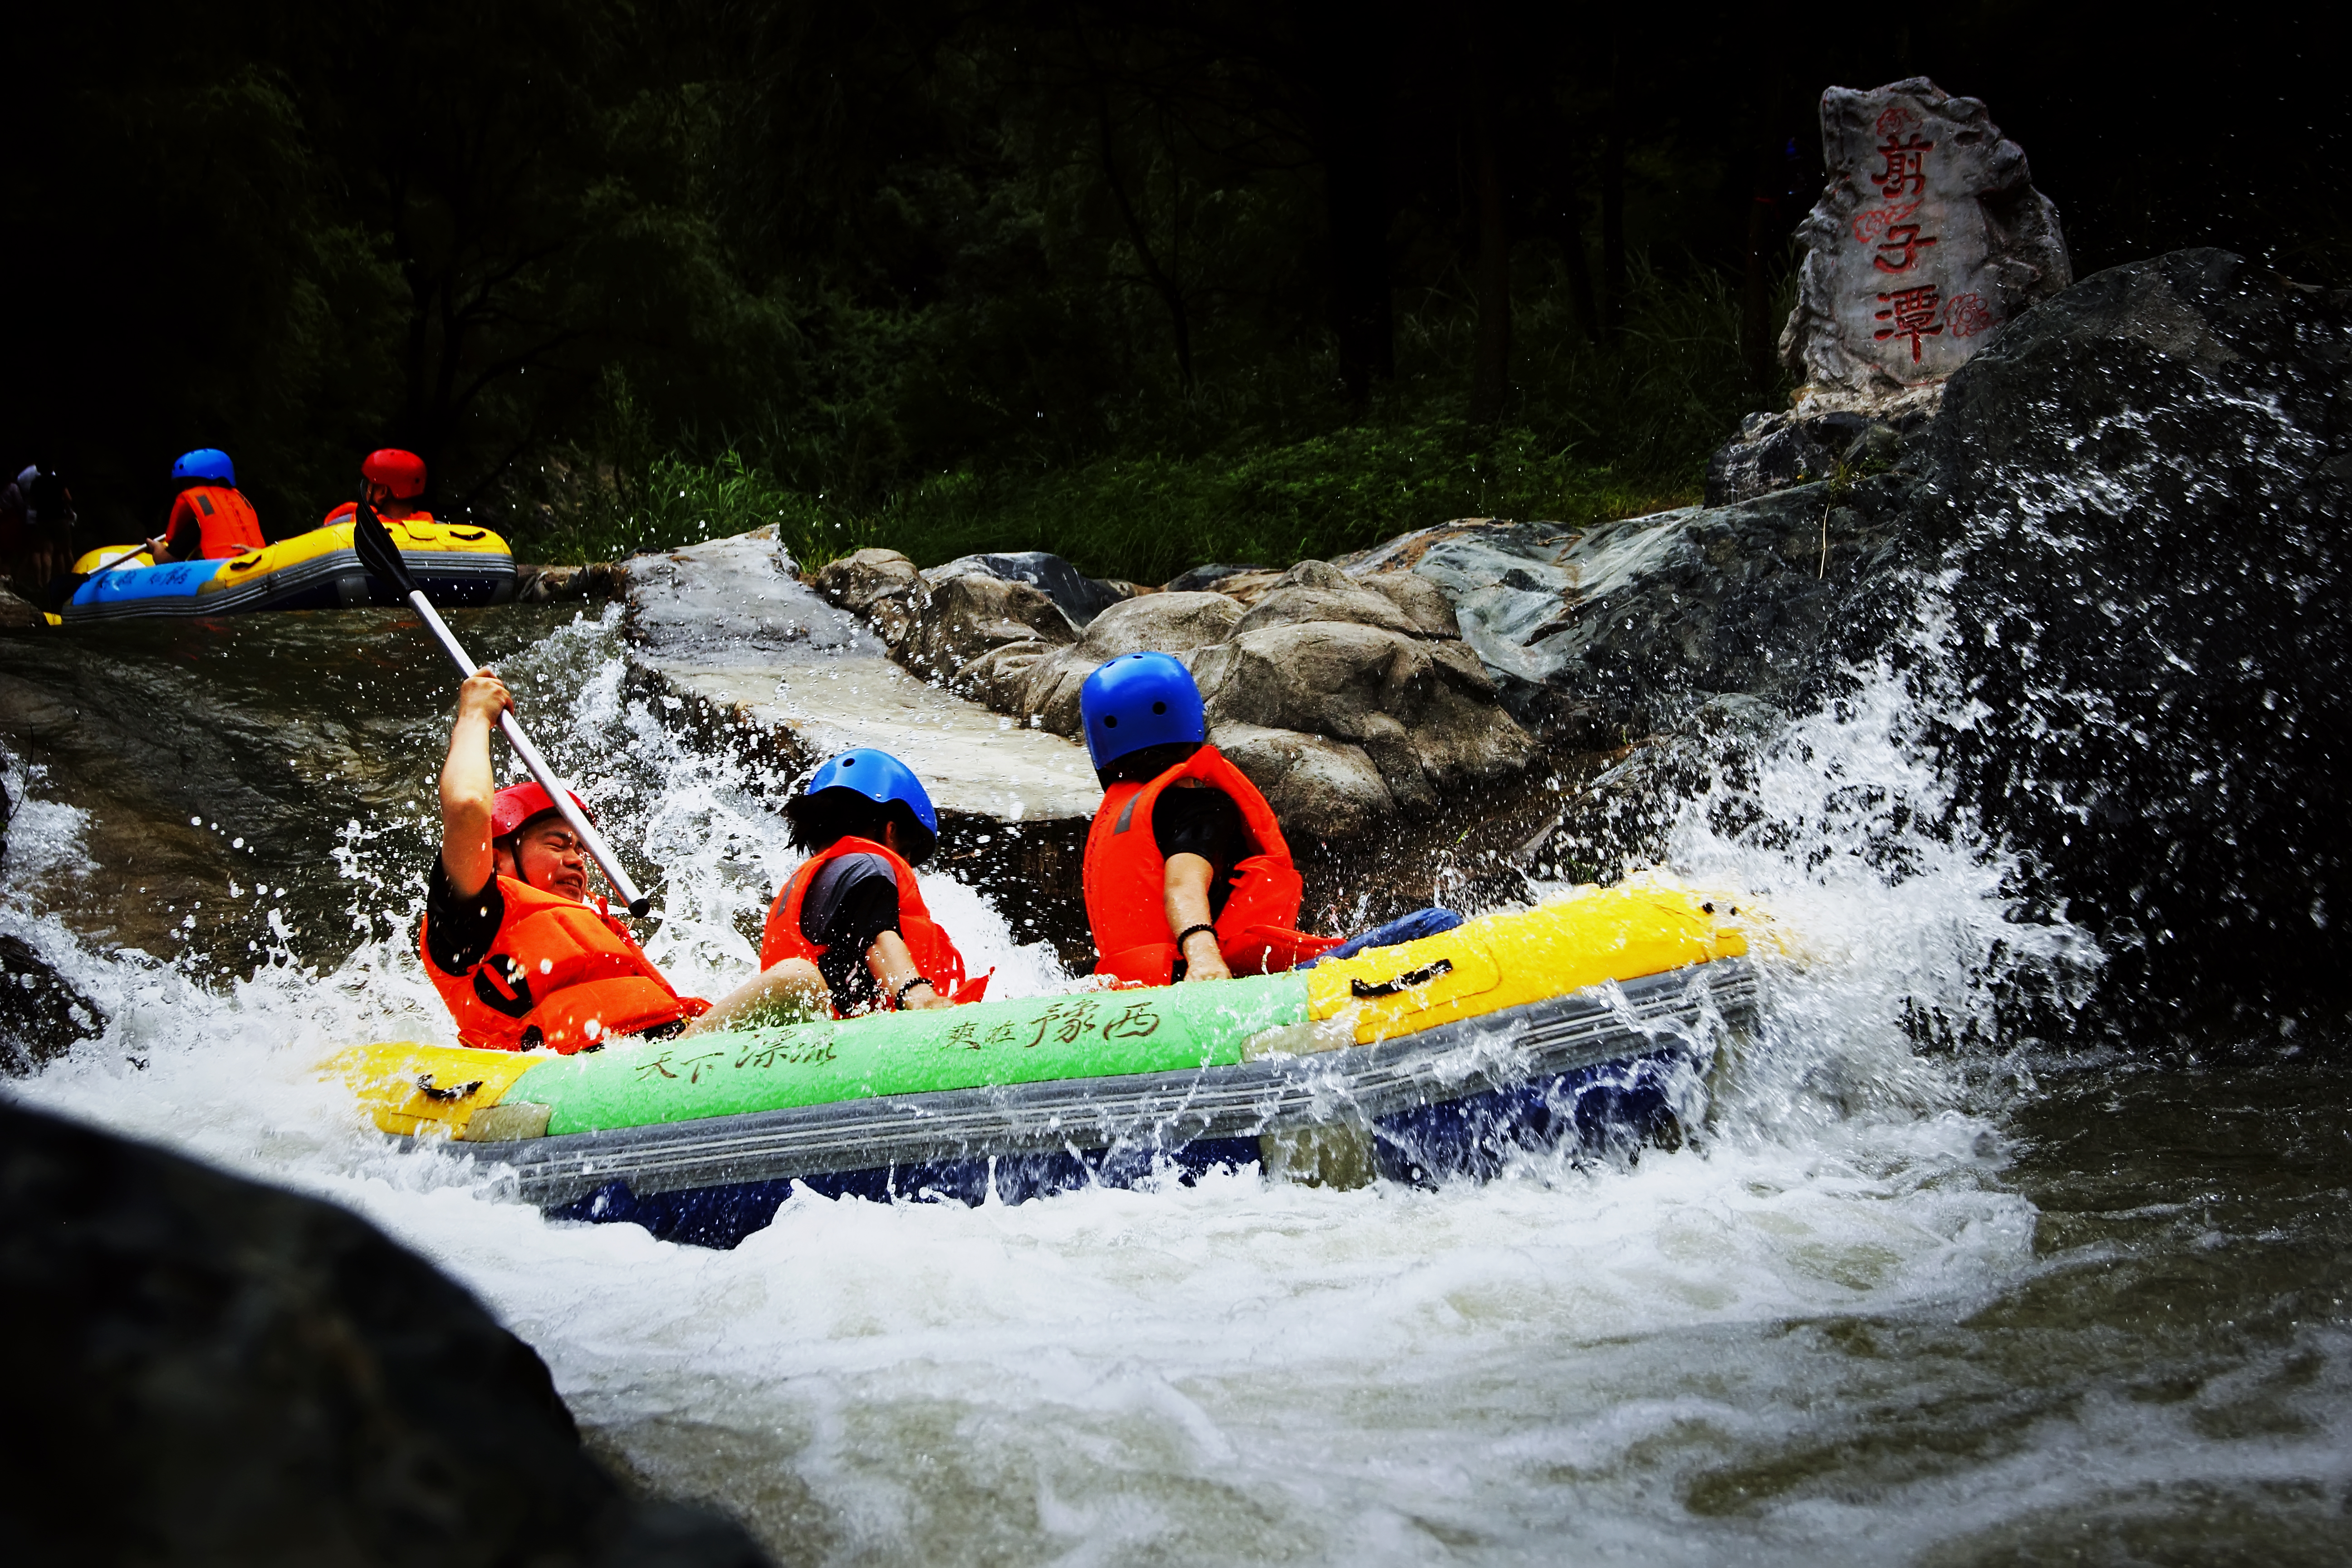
[1208,721,1396,843]
[1163,562,1272,594]
[1343,500,1908,748]
[1911,248,2352,1029]
[1019,591,1245,737]
[808,547,924,652]
[622,531,1098,825]
[514,562,622,603]
[0,932,105,1073]
[898,571,1077,692]
[1703,405,1921,507]
[0,1098,768,1566]
[1780,77,2071,406]
[1194,622,1535,832]
[1228,559,1437,642]
[0,582,44,627]
[924,550,1125,627]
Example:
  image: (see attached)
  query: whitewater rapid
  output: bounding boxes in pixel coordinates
[16,602,2323,1565]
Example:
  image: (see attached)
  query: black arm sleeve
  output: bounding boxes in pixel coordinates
[424,855,505,976]
[1152,786,1247,919]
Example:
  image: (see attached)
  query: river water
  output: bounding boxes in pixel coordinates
[3,603,2348,1565]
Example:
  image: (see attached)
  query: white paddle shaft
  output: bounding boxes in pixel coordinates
[404,588,652,917]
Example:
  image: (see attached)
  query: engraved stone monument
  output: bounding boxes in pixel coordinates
[1779,77,2070,412]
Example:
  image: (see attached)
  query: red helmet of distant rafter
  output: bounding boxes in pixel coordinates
[361,448,428,499]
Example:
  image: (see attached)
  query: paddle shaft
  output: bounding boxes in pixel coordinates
[399,585,652,918]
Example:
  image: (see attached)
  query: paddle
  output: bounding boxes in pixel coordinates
[351,499,653,917]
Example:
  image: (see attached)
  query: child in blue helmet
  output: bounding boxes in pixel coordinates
[760,750,985,1016]
[1078,652,1343,985]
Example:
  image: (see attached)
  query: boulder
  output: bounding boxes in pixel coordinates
[1163,562,1272,594]
[897,571,1076,690]
[1779,77,2071,408]
[0,931,105,1073]
[0,1098,767,1565]
[1019,591,1245,736]
[0,582,44,628]
[1228,559,1432,642]
[1341,496,1911,746]
[923,550,1125,627]
[1207,721,1396,843]
[809,547,923,651]
[1702,404,1919,508]
[1194,622,1535,829]
[514,562,622,603]
[1910,248,2352,1029]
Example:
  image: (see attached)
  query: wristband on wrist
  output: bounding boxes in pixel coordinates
[1176,923,1218,949]
[893,975,934,1006]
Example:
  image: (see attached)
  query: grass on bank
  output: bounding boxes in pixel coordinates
[507,260,1782,583]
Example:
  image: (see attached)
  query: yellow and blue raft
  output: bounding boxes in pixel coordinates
[62,518,515,623]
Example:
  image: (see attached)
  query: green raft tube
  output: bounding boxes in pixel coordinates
[329,881,1771,1247]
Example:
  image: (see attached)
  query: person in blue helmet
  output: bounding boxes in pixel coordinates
[759,749,986,1017]
[1078,652,1347,985]
[145,449,265,563]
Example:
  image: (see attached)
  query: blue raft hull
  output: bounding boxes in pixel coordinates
[475,960,1757,1251]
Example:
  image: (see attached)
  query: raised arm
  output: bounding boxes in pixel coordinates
[439,670,514,900]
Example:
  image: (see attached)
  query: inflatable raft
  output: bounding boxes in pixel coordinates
[331,882,1768,1248]
[60,518,516,623]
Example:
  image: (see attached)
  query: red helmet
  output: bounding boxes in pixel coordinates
[361,448,428,500]
[491,781,594,841]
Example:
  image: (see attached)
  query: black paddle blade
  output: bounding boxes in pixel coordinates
[348,497,422,598]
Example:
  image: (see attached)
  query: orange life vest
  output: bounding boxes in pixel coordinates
[167,486,265,559]
[1082,744,1341,986]
[421,874,709,1053]
[760,837,989,1014]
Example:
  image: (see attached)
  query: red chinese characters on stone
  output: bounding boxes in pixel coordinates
[1875,103,1924,139]
[1944,292,1994,338]
[1874,135,1933,198]
[1875,284,1945,362]
[1873,223,1937,273]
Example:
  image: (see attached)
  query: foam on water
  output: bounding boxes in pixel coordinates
[3,600,2113,1563]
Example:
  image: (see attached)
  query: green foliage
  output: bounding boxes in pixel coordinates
[510,258,1764,580]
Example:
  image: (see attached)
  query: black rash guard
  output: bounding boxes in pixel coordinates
[799,852,903,1011]
[1152,784,1246,918]
[423,854,505,977]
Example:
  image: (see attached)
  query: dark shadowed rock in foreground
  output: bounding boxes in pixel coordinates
[0,1099,769,1568]
[1916,248,2352,1030]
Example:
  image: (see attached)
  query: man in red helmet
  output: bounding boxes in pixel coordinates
[424,668,826,1052]
[323,448,433,529]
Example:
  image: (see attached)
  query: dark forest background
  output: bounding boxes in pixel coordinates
[5,2,2345,580]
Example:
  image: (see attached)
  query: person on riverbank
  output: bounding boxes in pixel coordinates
[143,448,265,561]
[323,448,432,529]
[760,750,986,1016]
[0,464,77,603]
[425,670,819,1051]
[1078,653,1348,985]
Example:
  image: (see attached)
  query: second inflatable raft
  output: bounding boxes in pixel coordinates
[61,517,516,622]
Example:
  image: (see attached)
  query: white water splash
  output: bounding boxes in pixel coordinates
[4,601,2115,1564]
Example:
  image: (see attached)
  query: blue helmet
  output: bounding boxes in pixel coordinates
[1079,652,1206,771]
[802,749,939,857]
[172,448,235,485]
